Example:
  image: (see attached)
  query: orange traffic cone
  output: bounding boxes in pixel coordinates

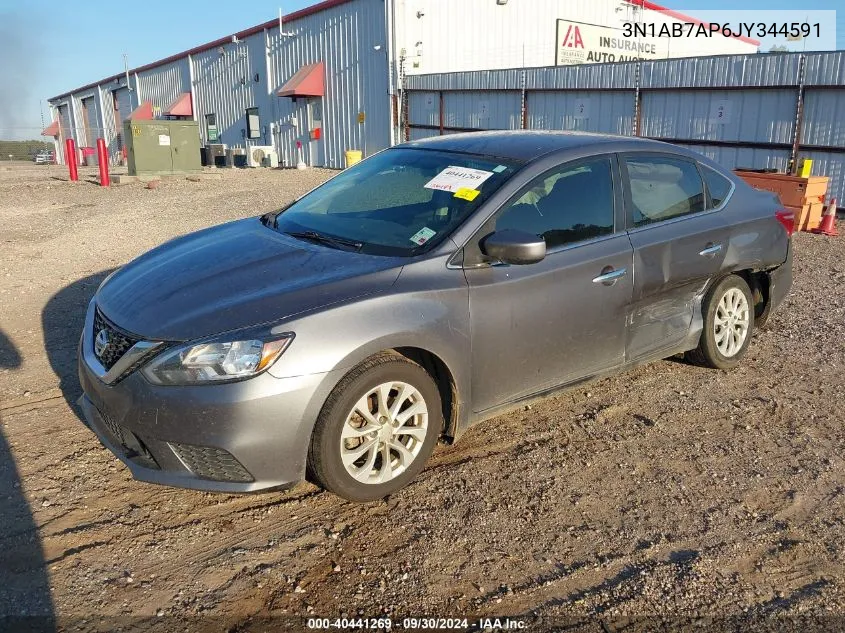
[813,197,838,237]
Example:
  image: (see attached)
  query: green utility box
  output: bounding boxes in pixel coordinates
[124,119,201,177]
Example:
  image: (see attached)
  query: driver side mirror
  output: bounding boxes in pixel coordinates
[480,229,546,265]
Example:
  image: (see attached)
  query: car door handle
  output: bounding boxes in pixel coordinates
[592,267,627,285]
[699,243,723,257]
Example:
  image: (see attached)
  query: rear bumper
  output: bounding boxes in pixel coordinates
[77,336,343,493]
[767,240,793,315]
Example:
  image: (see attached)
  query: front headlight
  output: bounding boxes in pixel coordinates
[142,334,294,385]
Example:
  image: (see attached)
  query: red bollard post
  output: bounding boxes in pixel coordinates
[65,138,78,182]
[96,138,110,187]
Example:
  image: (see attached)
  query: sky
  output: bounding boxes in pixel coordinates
[1,0,843,139]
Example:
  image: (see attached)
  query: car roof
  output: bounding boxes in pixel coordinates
[401,130,678,162]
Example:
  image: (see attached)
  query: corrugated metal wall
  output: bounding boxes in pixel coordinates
[528,90,633,134]
[673,145,791,173]
[801,90,845,147]
[525,63,637,90]
[639,53,802,89]
[405,50,845,204]
[69,96,86,146]
[442,91,521,130]
[56,103,72,143]
[803,51,845,202]
[407,92,439,128]
[267,0,390,168]
[98,86,118,160]
[48,0,388,170]
[804,51,845,85]
[136,58,191,116]
[639,89,796,144]
[98,86,133,161]
[191,33,269,148]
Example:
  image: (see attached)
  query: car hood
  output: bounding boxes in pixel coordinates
[95,218,404,341]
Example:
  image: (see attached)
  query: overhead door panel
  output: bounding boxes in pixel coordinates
[82,96,98,146]
[111,88,133,156]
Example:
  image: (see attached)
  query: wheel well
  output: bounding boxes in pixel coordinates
[732,269,770,321]
[392,347,458,440]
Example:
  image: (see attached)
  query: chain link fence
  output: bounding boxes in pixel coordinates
[0,129,56,162]
[0,126,127,166]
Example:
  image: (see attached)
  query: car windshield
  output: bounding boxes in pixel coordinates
[272,147,522,256]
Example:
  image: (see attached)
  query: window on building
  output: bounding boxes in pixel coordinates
[700,164,733,208]
[246,107,261,139]
[625,155,705,226]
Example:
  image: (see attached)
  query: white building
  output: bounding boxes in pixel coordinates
[46,0,758,169]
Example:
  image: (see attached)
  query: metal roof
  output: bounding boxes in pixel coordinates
[402,130,673,161]
[49,0,355,102]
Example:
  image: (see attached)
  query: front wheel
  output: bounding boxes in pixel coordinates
[687,275,754,370]
[307,353,443,502]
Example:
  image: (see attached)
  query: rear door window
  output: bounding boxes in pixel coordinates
[623,155,705,227]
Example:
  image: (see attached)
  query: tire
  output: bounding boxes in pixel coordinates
[307,353,443,502]
[686,275,755,370]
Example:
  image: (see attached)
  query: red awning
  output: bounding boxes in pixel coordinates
[128,100,154,120]
[41,120,59,136]
[165,92,193,117]
[278,61,324,98]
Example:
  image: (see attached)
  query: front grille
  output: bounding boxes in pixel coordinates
[93,308,140,370]
[170,443,254,483]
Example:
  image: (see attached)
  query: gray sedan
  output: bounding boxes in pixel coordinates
[77,131,793,501]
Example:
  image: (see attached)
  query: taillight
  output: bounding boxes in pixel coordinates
[775,210,795,237]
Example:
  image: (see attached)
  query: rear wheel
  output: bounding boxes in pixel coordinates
[307,353,442,502]
[687,275,754,370]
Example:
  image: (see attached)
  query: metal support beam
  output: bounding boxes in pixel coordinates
[789,53,807,176]
[438,91,444,136]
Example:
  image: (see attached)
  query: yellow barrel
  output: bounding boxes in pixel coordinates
[345,150,362,168]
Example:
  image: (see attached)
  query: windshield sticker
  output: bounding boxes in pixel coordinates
[409,227,437,246]
[453,187,480,201]
[424,166,494,193]
[492,165,507,173]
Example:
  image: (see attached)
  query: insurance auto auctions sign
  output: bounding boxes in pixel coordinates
[556,19,664,65]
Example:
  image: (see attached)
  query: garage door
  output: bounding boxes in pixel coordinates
[57,104,71,141]
[112,88,133,152]
[81,96,98,146]
[114,88,132,127]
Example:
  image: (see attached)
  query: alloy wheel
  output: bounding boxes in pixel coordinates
[340,381,429,484]
[714,287,750,357]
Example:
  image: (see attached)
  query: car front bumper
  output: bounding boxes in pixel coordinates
[77,323,342,493]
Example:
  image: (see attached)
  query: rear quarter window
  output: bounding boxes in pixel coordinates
[700,165,733,208]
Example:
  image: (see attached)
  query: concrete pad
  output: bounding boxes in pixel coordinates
[138,174,181,183]
[111,175,138,185]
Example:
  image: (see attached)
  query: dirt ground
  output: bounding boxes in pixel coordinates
[0,163,843,632]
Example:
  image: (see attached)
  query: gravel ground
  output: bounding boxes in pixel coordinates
[0,163,843,631]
